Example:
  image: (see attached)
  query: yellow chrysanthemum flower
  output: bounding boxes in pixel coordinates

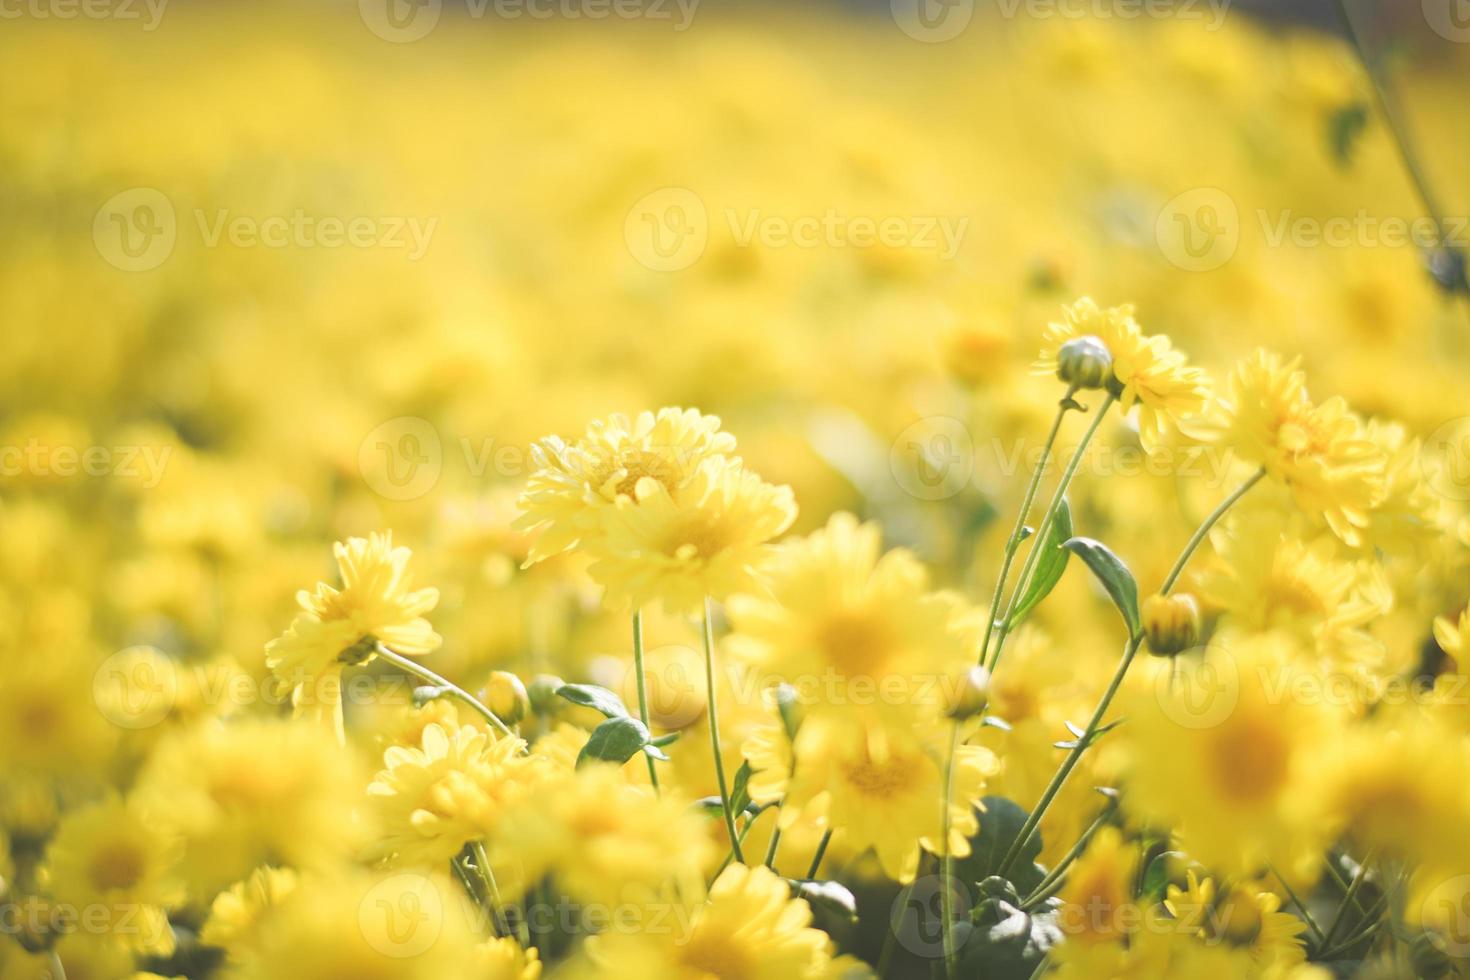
[515,408,738,564]
[1056,827,1140,947]
[364,722,549,870]
[265,531,440,739]
[43,796,184,956]
[200,866,299,961]
[1035,297,1210,449]
[726,512,973,726]
[1165,872,1308,969]
[587,456,796,613]
[1202,350,1385,546]
[573,864,868,980]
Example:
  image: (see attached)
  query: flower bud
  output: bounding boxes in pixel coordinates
[526,673,566,716]
[1141,593,1201,657]
[480,671,529,726]
[1055,335,1113,390]
[945,666,991,720]
[773,683,804,740]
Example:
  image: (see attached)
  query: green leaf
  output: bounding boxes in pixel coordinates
[960,898,1062,980]
[728,761,753,818]
[576,716,650,768]
[954,797,1047,899]
[555,683,630,719]
[1006,499,1073,629]
[1327,101,1369,168]
[788,879,858,923]
[1140,849,1182,903]
[1061,537,1140,637]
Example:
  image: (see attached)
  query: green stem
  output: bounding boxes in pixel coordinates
[1021,801,1117,910]
[988,393,1116,674]
[940,724,962,978]
[1321,851,1375,951]
[372,643,515,739]
[978,393,1078,665]
[996,467,1265,879]
[763,824,783,869]
[631,610,661,793]
[702,598,744,864]
[806,829,833,880]
[877,878,916,977]
[1270,863,1326,947]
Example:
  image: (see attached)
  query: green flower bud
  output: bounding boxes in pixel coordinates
[1056,335,1113,390]
[526,673,566,716]
[945,666,991,720]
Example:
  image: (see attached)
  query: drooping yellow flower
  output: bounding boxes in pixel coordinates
[265,531,440,739]
[363,722,549,870]
[1203,350,1385,546]
[726,512,973,727]
[200,866,299,962]
[572,864,868,980]
[515,408,738,564]
[1035,297,1210,448]
[43,796,184,956]
[769,715,995,882]
[587,455,796,613]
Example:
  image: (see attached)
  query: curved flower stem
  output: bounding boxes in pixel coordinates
[763,824,783,869]
[372,643,515,739]
[987,393,1116,674]
[940,724,962,979]
[996,467,1265,879]
[806,829,833,880]
[475,841,529,947]
[48,951,67,980]
[702,598,744,864]
[978,391,1079,665]
[1270,863,1326,947]
[631,610,661,793]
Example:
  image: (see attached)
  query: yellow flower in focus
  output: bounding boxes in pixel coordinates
[775,716,996,882]
[44,796,184,956]
[575,864,867,980]
[588,456,796,614]
[726,512,972,726]
[1204,350,1385,545]
[265,531,440,739]
[200,866,299,961]
[1035,297,1210,448]
[364,722,548,869]
[516,408,738,564]
[1165,872,1307,969]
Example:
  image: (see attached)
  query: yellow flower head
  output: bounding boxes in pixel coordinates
[516,408,739,564]
[1165,872,1307,968]
[200,866,299,961]
[587,456,796,614]
[1056,827,1140,947]
[1035,297,1210,449]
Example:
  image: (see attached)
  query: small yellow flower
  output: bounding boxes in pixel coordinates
[200,866,299,962]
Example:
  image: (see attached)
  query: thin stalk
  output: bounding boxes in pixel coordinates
[996,468,1266,878]
[475,841,528,947]
[373,643,515,739]
[978,393,1078,665]
[806,829,833,880]
[1321,851,1375,951]
[1021,802,1117,910]
[631,610,661,792]
[1270,863,1326,947]
[714,807,766,877]
[877,878,917,977]
[940,724,962,979]
[988,393,1116,674]
[763,823,783,869]
[48,951,67,980]
[702,598,744,864]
